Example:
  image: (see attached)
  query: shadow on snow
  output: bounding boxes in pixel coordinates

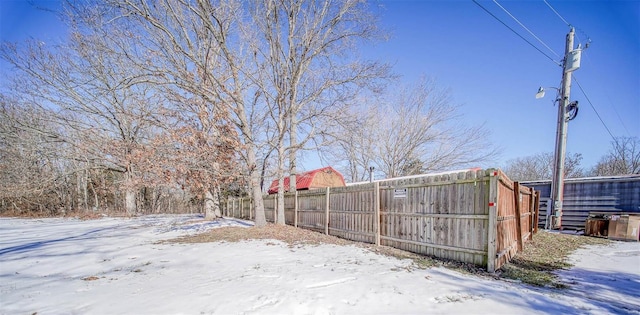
[0,226,119,257]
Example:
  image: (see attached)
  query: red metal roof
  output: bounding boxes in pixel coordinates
[267,166,345,194]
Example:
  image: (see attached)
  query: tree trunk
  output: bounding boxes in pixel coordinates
[76,171,83,212]
[204,188,221,220]
[247,145,267,227]
[125,188,136,215]
[276,177,286,225]
[124,171,136,215]
[82,170,89,213]
[289,113,297,196]
[89,179,99,212]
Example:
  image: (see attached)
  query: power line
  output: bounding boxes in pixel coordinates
[543,0,571,27]
[543,0,592,48]
[472,0,562,66]
[572,75,617,143]
[581,51,632,137]
[493,0,560,58]
[542,2,616,142]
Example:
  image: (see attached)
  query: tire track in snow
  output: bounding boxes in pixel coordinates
[306,277,357,289]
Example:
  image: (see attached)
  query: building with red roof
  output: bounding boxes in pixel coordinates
[267,166,346,194]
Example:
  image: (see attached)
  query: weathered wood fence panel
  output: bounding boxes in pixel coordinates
[379,170,490,267]
[296,190,327,233]
[224,168,535,272]
[327,184,376,243]
[263,195,275,223]
[284,193,296,225]
[494,174,536,270]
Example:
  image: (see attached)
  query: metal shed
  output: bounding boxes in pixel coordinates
[523,175,640,230]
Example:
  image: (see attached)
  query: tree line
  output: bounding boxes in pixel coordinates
[2,0,496,222]
[503,136,640,182]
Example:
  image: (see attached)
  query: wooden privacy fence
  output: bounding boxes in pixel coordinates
[224,169,538,272]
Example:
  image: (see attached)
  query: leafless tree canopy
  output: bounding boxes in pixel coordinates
[0,0,388,219]
[590,137,640,176]
[246,0,389,224]
[503,152,584,182]
[324,78,498,181]
[1,1,243,216]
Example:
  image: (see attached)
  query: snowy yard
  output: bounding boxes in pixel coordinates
[0,215,638,314]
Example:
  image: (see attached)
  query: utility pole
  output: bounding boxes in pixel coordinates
[550,27,579,230]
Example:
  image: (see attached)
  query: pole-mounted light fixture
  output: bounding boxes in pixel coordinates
[535,86,560,100]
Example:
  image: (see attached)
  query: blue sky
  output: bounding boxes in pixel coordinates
[366,0,639,172]
[1,0,639,172]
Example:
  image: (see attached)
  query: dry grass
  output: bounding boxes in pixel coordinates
[499,231,610,288]
[166,223,356,247]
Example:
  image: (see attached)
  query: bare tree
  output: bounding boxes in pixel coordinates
[321,105,377,182]
[503,152,584,181]
[244,0,388,224]
[151,91,241,219]
[0,91,208,216]
[2,2,247,216]
[0,6,164,214]
[104,0,389,225]
[327,78,497,180]
[103,0,274,225]
[0,97,68,214]
[590,137,640,176]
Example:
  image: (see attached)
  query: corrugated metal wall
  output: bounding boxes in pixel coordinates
[523,175,640,230]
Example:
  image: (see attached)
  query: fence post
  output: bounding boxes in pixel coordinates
[294,190,299,228]
[374,181,380,246]
[487,170,498,273]
[528,187,535,240]
[325,187,330,235]
[513,182,523,252]
[534,191,540,234]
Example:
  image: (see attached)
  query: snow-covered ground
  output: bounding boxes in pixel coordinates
[556,238,640,313]
[0,215,638,314]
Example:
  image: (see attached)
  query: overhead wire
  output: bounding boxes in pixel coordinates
[581,51,632,137]
[541,1,621,142]
[543,0,571,27]
[572,75,618,143]
[544,0,592,48]
[492,0,561,58]
[471,0,562,66]
[475,0,622,144]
